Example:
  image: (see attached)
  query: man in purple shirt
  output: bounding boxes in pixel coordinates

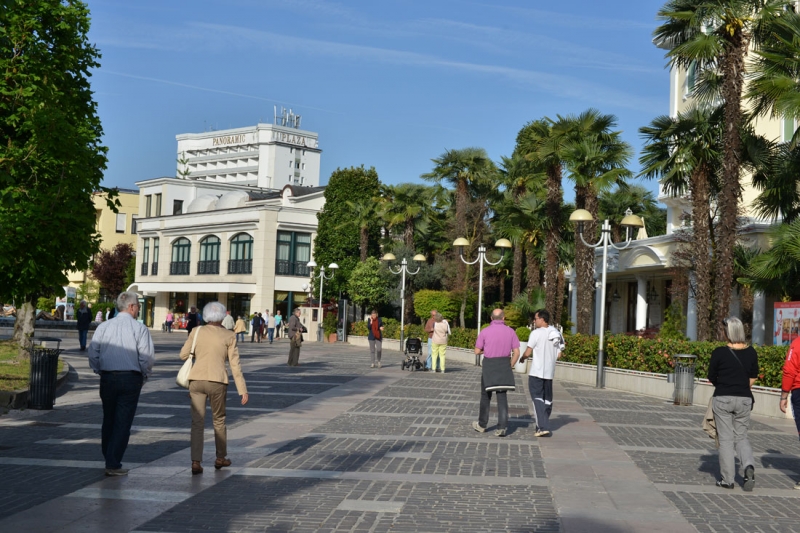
[473,309,521,437]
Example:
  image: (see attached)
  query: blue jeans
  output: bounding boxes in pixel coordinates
[100,372,143,469]
[78,329,88,349]
[236,332,245,343]
[268,328,274,343]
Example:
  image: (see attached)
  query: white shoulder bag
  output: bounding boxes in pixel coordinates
[176,326,201,389]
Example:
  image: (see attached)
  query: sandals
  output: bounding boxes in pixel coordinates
[215,457,232,470]
[191,461,203,475]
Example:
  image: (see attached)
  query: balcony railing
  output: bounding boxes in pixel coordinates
[197,260,220,275]
[151,262,158,275]
[140,263,148,276]
[228,259,252,274]
[276,259,311,277]
[170,261,190,275]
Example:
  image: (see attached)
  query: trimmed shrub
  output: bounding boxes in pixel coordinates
[350,321,368,336]
[516,326,531,342]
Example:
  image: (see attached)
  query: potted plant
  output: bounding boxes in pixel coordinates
[323,312,338,343]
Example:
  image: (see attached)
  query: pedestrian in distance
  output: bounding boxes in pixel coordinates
[267,311,276,344]
[520,309,564,438]
[76,300,92,351]
[221,310,235,331]
[473,309,520,437]
[424,309,437,370]
[88,291,155,476]
[708,316,758,491]
[780,323,800,489]
[234,315,247,343]
[430,311,451,373]
[186,306,198,335]
[165,309,174,333]
[250,313,260,343]
[180,302,248,475]
[95,309,103,323]
[256,313,264,342]
[274,310,283,339]
[287,308,304,366]
[367,309,384,368]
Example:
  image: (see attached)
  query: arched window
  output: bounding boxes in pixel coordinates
[228,233,253,274]
[198,236,220,274]
[170,238,191,275]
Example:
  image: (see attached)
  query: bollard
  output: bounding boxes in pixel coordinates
[672,354,697,406]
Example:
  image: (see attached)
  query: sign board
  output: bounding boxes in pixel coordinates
[55,286,77,320]
[774,302,800,346]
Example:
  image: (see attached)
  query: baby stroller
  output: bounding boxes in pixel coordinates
[401,337,424,371]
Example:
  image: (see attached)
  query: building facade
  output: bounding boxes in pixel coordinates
[130,117,324,329]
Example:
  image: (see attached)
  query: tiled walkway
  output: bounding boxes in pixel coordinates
[0,333,799,532]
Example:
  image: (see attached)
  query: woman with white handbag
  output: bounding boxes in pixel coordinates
[179,301,248,475]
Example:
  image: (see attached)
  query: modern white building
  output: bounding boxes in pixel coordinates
[130,114,325,329]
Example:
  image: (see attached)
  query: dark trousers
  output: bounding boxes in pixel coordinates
[529,376,553,432]
[78,329,88,349]
[99,372,143,469]
[792,389,800,439]
[251,328,257,342]
[288,337,301,366]
[479,376,508,430]
[268,328,274,343]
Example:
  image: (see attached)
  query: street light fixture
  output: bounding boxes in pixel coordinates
[306,260,338,342]
[570,207,643,388]
[381,252,426,349]
[453,237,512,365]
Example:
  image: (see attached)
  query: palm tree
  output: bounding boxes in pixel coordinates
[654,0,784,339]
[639,106,722,341]
[562,109,633,335]
[342,198,377,262]
[740,219,800,301]
[599,185,664,242]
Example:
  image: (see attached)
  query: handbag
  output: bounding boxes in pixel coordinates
[701,397,719,448]
[176,326,201,389]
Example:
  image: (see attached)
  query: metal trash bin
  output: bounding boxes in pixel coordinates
[27,338,63,410]
[672,354,697,406]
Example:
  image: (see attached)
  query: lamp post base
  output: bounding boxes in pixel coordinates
[595,349,605,388]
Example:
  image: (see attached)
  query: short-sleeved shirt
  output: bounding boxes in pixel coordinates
[475,320,520,358]
[527,325,564,380]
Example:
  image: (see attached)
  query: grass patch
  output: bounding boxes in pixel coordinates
[0,340,64,393]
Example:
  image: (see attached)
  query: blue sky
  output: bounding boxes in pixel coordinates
[89,0,669,196]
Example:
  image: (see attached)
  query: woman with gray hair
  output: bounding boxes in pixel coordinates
[707,316,759,491]
[180,301,248,475]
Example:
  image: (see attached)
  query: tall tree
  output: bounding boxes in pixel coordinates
[654,0,784,339]
[0,0,111,354]
[314,166,381,300]
[639,107,722,341]
[599,185,666,242]
[562,110,633,335]
[91,243,135,298]
[342,198,376,262]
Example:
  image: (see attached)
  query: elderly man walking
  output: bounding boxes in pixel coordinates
[76,300,92,351]
[521,309,564,438]
[473,309,520,437]
[88,291,155,476]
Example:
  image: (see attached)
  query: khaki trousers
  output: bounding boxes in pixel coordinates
[189,380,228,462]
[288,336,302,366]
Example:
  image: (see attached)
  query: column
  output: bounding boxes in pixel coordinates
[569,275,578,334]
[636,276,647,331]
[752,291,766,345]
[686,273,698,341]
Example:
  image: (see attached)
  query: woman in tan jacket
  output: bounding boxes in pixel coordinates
[180,302,248,475]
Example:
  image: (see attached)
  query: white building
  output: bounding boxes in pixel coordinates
[130,114,325,329]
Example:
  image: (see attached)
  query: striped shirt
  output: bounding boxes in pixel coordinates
[88,312,155,377]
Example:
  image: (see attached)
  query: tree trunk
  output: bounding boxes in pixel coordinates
[404,219,414,250]
[360,227,368,262]
[691,164,714,341]
[575,185,597,335]
[526,243,541,294]
[512,243,522,299]
[544,164,562,319]
[714,30,747,340]
[555,267,566,327]
[455,177,468,292]
[12,301,35,360]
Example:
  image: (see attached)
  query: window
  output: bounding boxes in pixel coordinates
[131,218,137,234]
[173,200,183,215]
[154,193,162,216]
[784,117,796,142]
[169,292,188,313]
[198,236,221,274]
[685,61,697,97]
[141,238,150,276]
[145,195,152,218]
[289,160,293,167]
[170,237,191,275]
[276,231,311,276]
[116,213,126,233]
[152,237,160,275]
[228,233,253,274]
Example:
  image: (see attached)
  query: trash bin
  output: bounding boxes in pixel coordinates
[28,338,63,410]
[672,354,697,406]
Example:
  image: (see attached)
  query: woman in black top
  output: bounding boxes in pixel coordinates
[707,317,759,491]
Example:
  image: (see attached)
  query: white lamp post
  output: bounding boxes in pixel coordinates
[381,253,426,349]
[306,260,338,342]
[570,207,644,388]
[452,237,512,365]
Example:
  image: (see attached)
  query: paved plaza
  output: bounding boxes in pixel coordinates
[0,334,799,532]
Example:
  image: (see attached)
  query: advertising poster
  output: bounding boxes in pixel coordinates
[774,302,800,346]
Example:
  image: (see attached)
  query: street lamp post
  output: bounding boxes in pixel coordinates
[569,207,643,388]
[452,238,512,365]
[306,260,338,342]
[381,253,426,349]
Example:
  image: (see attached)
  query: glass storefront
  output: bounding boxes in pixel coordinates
[227,293,252,320]
[169,292,188,313]
[273,291,309,320]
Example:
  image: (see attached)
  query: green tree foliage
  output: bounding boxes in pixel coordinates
[412,289,475,323]
[314,166,381,298]
[0,0,111,352]
[346,257,394,310]
[739,219,800,301]
[76,278,100,304]
[660,301,689,340]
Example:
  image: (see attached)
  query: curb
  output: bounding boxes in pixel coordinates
[0,357,71,410]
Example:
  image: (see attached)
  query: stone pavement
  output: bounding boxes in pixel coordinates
[0,333,798,532]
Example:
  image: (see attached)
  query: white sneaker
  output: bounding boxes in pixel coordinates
[377,362,381,368]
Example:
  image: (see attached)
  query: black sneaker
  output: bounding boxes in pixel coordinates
[743,465,755,492]
[716,480,734,489]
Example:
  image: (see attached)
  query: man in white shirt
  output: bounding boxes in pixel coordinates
[520,309,564,438]
[221,310,235,331]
